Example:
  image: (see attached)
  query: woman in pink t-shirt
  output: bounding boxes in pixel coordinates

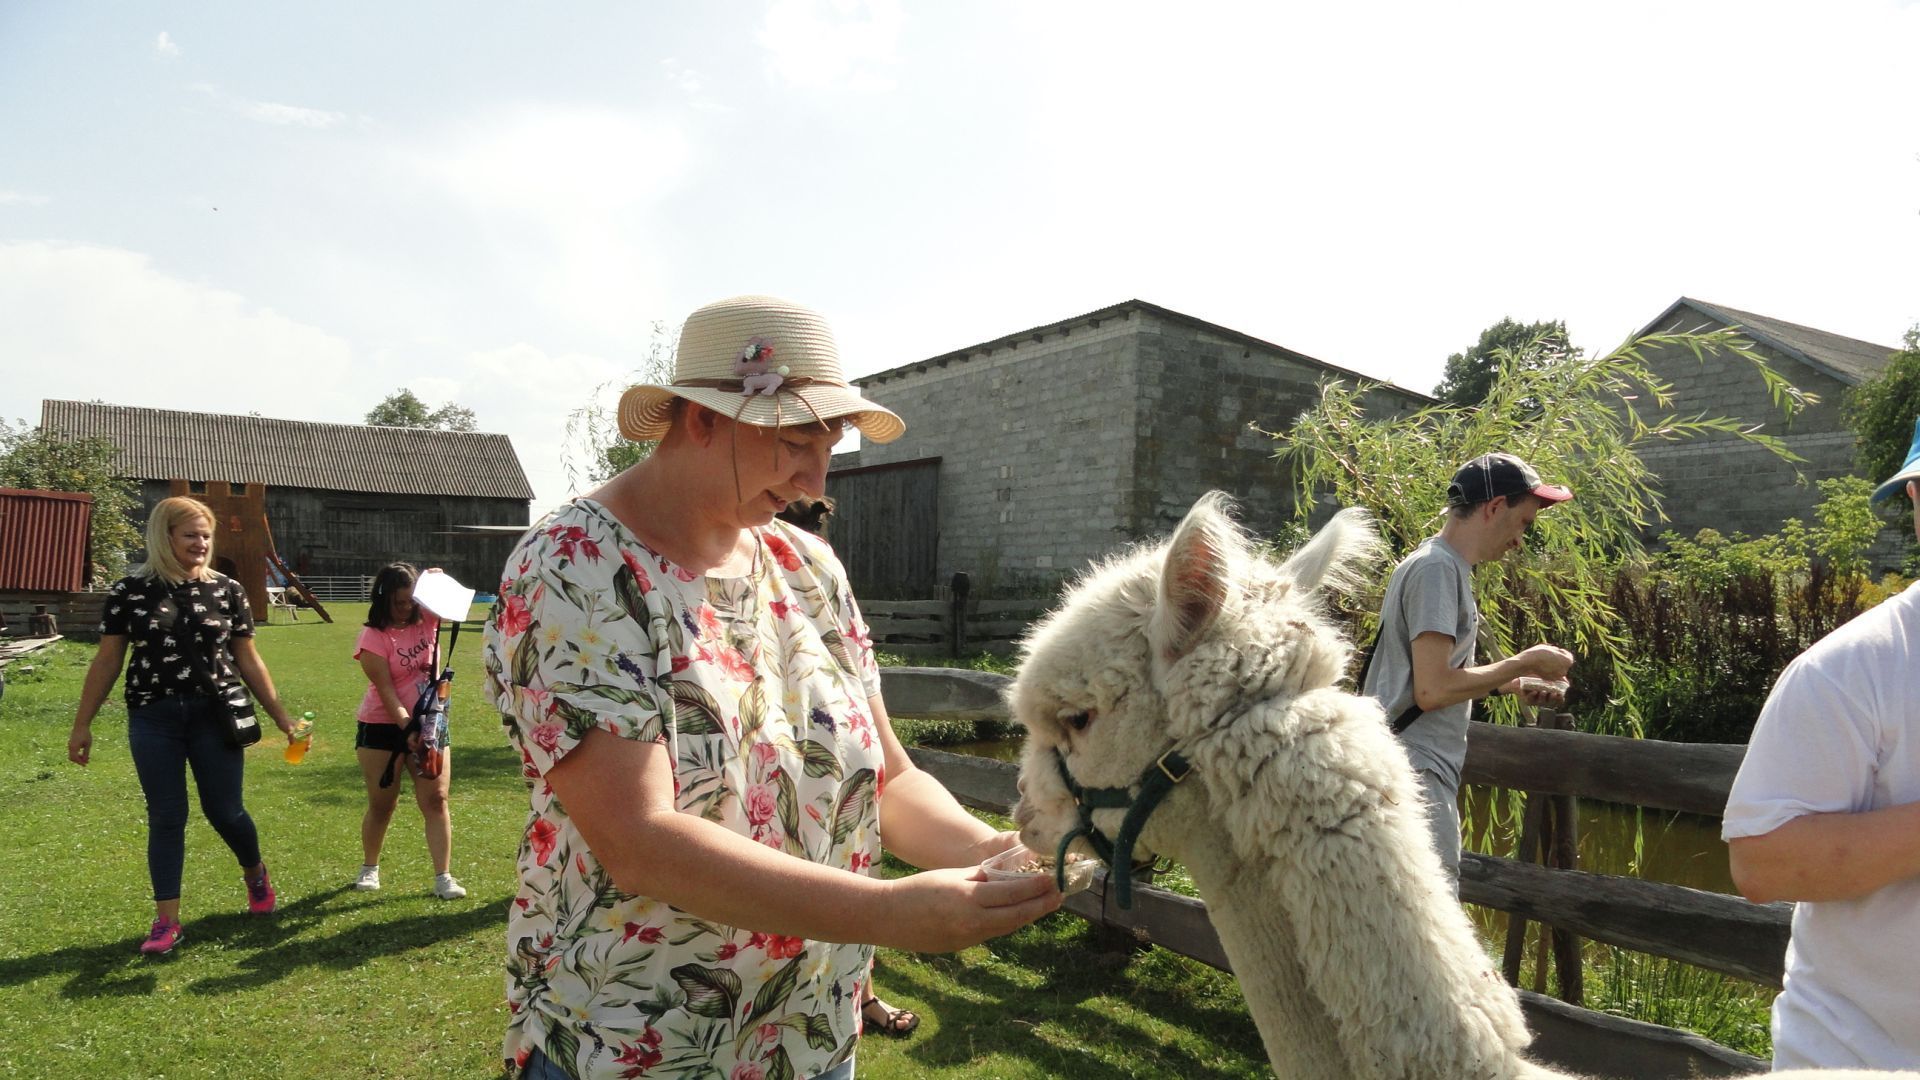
[351,563,464,900]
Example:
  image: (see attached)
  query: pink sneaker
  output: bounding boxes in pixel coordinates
[245,866,277,915]
[140,918,183,955]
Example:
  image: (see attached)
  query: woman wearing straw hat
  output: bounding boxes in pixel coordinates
[484,295,1060,1080]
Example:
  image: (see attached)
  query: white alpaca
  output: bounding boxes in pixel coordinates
[1009,492,1912,1080]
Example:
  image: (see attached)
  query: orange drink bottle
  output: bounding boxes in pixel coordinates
[284,711,315,764]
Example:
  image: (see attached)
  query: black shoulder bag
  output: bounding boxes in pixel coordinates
[174,583,263,748]
[1353,631,1425,735]
[379,620,457,789]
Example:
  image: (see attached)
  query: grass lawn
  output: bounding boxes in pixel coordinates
[0,618,1270,1078]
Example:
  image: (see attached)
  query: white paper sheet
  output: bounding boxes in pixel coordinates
[413,569,477,624]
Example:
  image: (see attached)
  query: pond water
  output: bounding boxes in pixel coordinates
[936,735,1737,894]
[1463,787,1735,895]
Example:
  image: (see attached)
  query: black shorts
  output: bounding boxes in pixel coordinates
[355,721,409,752]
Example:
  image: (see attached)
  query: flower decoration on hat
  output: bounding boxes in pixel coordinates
[735,336,787,397]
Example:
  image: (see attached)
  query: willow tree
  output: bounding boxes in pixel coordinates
[1270,328,1812,736]
[561,320,677,493]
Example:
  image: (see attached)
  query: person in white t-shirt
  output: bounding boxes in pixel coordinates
[1723,417,1920,1070]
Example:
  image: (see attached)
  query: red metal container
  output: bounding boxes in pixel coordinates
[0,488,95,592]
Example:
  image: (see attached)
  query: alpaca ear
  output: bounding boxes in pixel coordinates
[1152,507,1231,664]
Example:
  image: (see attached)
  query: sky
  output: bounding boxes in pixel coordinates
[4,1,1918,517]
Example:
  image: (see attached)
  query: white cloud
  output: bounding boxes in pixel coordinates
[190,83,347,128]
[406,376,465,405]
[154,31,180,58]
[0,190,49,206]
[0,241,607,513]
[0,241,360,425]
[661,57,703,96]
[424,106,689,215]
[240,101,346,128]
[411,106,690,342]
[760,0,903,92]
[451,343,636,512]
[661,58,731,113]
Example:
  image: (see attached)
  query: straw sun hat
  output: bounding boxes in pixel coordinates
[616,295,905,444]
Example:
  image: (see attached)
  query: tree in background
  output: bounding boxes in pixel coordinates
[365,389,478,432]
[1843,326,1920,504]
[1274,327,1813,736]
[1609,476,1893,744]
[1432,317,1574,407]
[0,420,144,582]
[562,321,677,491]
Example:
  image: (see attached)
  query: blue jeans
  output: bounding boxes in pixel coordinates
[522,1048,853,1079]
[127,693,262,902]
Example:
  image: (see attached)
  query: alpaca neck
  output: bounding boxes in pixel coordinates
[1162,803,1351,1078]
[1172,692,1543,1079]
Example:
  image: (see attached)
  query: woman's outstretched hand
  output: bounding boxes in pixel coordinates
[874,866,1061,953]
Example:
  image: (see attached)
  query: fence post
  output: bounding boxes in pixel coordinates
[1503,711,1543,988]
[1498,708,1586,1006]
[949,572,970,659]
[1543,711,1583,1006]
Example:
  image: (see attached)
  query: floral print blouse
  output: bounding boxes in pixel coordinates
[483,499,886,1080]
[99,573,254,707]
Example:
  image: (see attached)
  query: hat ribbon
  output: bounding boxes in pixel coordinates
[671,376,841,505]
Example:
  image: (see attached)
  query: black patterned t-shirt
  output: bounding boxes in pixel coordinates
[99,573,255,708]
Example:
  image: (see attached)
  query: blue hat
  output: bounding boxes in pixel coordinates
[1871,417,1920,504]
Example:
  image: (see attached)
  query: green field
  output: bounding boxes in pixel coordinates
[0,618,1269,1078]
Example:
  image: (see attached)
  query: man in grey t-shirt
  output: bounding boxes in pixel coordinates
[1362,452,1576,886]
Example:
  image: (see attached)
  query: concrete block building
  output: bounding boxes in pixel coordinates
[827,300,1430,597]
[1626,298,1901,551]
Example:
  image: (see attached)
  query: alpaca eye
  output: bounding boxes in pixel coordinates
[1066,712,1093,732]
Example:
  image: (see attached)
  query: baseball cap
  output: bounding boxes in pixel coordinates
[1445,453,1573,508]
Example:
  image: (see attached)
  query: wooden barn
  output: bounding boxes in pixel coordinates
[40,400,533,615]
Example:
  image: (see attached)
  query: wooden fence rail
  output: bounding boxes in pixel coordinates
[0,591,108,641]
[1463,723,1746,817]
[863,593,1049,658]
[883,667,1776,1078]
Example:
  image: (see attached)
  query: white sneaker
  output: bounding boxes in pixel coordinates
[353,864,381,891]
[433,873,467,900]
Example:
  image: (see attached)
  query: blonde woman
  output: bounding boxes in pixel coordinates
[68,496,299,955]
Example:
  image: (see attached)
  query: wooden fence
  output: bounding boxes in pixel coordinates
[0,591,108,641]
[879,666,1776,1078]
[863,594,1049,658]
[296,575,376,604]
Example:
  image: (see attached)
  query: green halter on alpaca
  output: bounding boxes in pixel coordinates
[1050,746,1192,909]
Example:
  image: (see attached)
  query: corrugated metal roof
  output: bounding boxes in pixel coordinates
[0,487,94,592]
[39,400,535,501]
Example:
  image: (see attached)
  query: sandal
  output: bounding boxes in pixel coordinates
[861,995,920,1038]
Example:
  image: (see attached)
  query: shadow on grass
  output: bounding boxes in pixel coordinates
[873,916,1269,1079]
[187,893,511,996]
[267,737,530,804]
[0,884,509,1002]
